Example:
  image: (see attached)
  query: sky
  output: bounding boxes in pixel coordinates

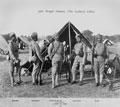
[0,0,120,37]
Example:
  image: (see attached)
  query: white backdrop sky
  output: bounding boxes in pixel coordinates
[0,0,120,36]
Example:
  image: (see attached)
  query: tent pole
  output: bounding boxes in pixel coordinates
[68,22,72,69]
[68,22,71,56]
[68,21,72,82]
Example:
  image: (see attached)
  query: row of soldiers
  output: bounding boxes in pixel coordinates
[8,32,109,88]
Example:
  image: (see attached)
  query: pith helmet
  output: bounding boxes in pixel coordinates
[31,32,38,40]
[97,33,102,39]
[54,33,60,40]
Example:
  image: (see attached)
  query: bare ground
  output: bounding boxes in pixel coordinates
[0,48,120,98]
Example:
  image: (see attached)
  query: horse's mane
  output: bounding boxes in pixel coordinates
[38,39,53,57]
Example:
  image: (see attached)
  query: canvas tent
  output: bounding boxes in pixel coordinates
[18,36,32,49]
[0,34,9,55]
[18,36,31,46]
[56,22,92,55]
[55,22,92,71]
[2,34,11,43]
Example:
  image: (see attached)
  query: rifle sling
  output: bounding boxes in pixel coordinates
[51,42,60,59]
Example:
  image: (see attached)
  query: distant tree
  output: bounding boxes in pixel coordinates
[113,34,120,42]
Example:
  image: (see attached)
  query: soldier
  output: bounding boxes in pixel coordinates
[71,34,87,85]
[94,34,109,87]
[48,34,64,88]
[8,33,21,87]
[29,32,44,85]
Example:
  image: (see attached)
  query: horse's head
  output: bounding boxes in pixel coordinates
[38,39,50,58]
[38,39,49,49]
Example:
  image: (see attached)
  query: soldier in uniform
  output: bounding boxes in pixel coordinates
[48,34,64,88]
[29,32,44,85]
[71,34,87,85]
[94,34,109,87]
[8,33,21,87]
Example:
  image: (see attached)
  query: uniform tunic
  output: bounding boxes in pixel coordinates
[29,41,42,84]
[94,42,109,84]
[8,40,20,86]
[8,40,19,60]
[48,40,64,88]
[71,42,87,82]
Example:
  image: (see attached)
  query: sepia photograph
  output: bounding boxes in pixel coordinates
[0,0,120,106]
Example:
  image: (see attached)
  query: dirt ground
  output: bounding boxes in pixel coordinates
[0,46,120,98]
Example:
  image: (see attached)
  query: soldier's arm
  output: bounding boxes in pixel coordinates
[34,43,43,62]
[28,44,32,61]
[8,42,16,60]
[105,45,109,63]
[48,43,53,59]
[106,45,109,59]
[82,44,87,64]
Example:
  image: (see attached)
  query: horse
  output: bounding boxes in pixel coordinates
[19,39,52,84]
[20,39,72,85]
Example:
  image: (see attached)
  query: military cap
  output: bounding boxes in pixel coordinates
[75,34,81,38]
[97,33,102,39]
[9,32,16,38]
[31,32,38,40]
[54,33,60,40]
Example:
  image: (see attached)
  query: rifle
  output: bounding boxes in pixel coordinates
[91,35,95,75]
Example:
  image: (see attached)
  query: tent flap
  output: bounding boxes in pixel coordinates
[0,35,8,52]
[19,36,31,46]
[70,22,92,49]
[56,22,92,55]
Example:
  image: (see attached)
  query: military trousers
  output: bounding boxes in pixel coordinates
[32,59,40,84]
[71,56,84,82]
[94,61,105,84]
[9,59,20,87]
[51,60,62,88]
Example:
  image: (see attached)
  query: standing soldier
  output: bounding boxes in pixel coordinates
[8,33,21,87]
[29,32,44,85]
[94,34,109,87]
[48,34,64,89]
[71,34,87,85]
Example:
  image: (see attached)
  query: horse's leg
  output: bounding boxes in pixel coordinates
[66,62,72,83]
[64,65,69,82]
[17,65,22,85]
[65,68,68,82]
[38,73,43,85]
[68,68,72,83]
[38,61,44,85]
[113,65,117,78]
[9,60,15,87]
